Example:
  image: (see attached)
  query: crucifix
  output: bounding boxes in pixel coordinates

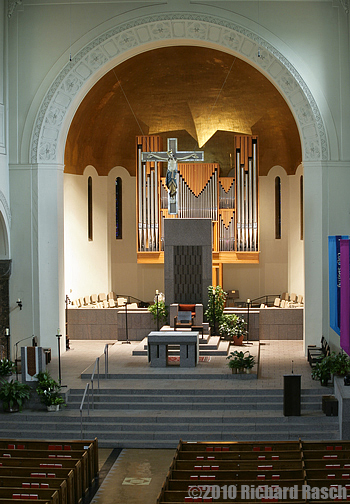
[141,138,205,214]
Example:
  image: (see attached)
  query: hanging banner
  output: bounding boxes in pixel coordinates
[329,235,349,335]
[340,239,350,356]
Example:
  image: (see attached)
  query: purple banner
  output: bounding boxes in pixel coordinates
[340,239,350,356]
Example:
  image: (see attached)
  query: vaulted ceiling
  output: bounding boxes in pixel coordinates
[64,46,302,177]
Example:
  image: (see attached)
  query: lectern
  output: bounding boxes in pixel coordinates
[283,374,301,416]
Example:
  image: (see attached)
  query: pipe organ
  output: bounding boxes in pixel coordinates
[136,135,259,266]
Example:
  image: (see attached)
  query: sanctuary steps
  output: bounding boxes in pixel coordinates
[0,387,338,449]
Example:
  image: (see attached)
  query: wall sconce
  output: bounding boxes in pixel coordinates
[16,299,22,310]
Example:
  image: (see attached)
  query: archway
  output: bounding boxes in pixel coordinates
[29,14,331,352]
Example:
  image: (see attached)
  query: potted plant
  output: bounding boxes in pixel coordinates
[0,358,15,382]
[226,351,243,374]
[0,379,31,412]
[35,371,66,411]
[227,350,256,374]
[312,356,332,386]
[147,292,168,326]
[205,285,227,335]
[219,314,247,345]
[330,352,350,377]
[243,352,256,373]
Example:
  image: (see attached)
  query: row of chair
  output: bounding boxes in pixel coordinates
[308,336,330,368]
[273,293,303,308]
[0,438,98,504]
[71,293,138,309]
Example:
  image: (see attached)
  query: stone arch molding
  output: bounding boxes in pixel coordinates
[31,13,328,164]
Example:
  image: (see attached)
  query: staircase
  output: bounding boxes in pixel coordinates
[0,386,339,448]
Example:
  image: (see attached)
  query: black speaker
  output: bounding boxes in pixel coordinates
[283,374,301,416]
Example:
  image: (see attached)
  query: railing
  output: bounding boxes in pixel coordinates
[80,355,100,439]
[90,357,100,408]
[115,294,149,307]
[257,341,261,378]
[80,345,111,438]
[80,383,90,439]
[246,294,280,308]
[104,343,109,378]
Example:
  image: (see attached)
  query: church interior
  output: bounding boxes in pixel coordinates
[0,0,350,503]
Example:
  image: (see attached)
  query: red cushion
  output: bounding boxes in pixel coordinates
[179,304,195,312]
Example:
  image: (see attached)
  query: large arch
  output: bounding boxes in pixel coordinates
[24,13,333,354]
[30,14,329,165]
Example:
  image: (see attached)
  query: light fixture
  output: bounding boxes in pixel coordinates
[16,299,22,310]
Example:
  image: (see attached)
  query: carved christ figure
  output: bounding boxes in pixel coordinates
[141,138,205,215]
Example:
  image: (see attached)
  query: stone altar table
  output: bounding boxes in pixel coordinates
[147,331,199,368]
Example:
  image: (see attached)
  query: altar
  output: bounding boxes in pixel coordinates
[147,331,199,368]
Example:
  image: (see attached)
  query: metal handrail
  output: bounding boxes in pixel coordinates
[79,383,90,439]
[90,357,100,409]
[104,344,109,378]
[246,294,280,307]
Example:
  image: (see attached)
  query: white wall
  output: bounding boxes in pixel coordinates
[65,166,303,307]
[288,164,304,297]
[223,167,305,304]
[64,166,108,301]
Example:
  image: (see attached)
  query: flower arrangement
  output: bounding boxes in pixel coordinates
[219,314,247,344]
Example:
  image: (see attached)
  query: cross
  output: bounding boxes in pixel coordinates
[141,138,205,215]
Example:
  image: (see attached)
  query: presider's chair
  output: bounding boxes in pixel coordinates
[170,303,203,329]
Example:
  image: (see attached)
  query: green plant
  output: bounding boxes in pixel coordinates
[0,379,31,412]
[219,314,247,341]
[226,350,255,371]
[312,356,332,385]
[243,352,256,370]
[226,351,244,370]
[147,298,168,325]
[330,352,350,376]
[205,285,227,335]
[0,358,15,377]
[35,371,66,407]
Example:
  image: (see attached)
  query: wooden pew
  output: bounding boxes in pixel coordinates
[0,458,82,504]
[177,449,302,461]
[178,441,300,452]
[0,449,88,497]
[0,488,59,504]
[0,467,75,504]
[0,439,98,487]
[0,499,51,504]
[173,459,302,471]
[0,475,68,504]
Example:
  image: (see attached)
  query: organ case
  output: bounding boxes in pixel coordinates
[136,135,259,266]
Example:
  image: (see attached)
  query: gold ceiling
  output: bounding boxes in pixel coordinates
[64,46,302,177]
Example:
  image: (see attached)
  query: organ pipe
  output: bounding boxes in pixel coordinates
[137,135,258,254]
[138,145,143,250]
[236,149,241,251]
